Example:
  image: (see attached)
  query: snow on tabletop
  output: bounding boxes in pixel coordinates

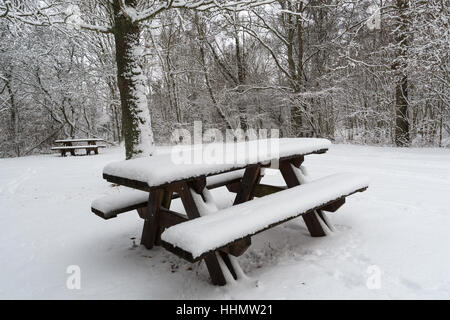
[103,138,331,188]
[51,145,106,150]
[91,189,149,217]
[161,173,369,258]
[54,138,104,143]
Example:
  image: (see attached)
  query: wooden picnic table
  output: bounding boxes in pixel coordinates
[55,138,104,145]
[98,138,368,285]
[52,138,106,156]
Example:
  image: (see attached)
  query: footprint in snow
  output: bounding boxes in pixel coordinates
[1,168,36,194]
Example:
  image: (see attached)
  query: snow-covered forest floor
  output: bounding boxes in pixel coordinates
[1,144,449,299]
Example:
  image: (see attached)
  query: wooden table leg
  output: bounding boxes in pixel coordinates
[279,157,327,237]
[233,165,261,204]
[63,142,75,156]
[177,180,229,286]
[226,165,262,256]
[154,189,173,246]
[140,189,164,249]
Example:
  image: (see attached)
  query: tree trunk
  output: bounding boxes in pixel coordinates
[193,12,233,130]
[393,0,410,146]
[6,79,20,156]
[291,4,304,137]
[113,0,154,159]
[282,0,303,137]
[234,14,248,131]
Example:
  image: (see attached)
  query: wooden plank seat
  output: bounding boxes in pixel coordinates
[160,173,369,263]
[54,138,104,144]
[91,189,149,219]
[51,145,106,156]
[91,169,246,220]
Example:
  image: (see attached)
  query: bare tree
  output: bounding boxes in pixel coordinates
[393,0,410,146]
[68,0,274,159]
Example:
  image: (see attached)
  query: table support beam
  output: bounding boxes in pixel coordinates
[140,189,164,249]
[227,165,262,256]
[279,157,327,237]
[155,189,173,246]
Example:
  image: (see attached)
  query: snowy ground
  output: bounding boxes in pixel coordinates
[1,144,450,299]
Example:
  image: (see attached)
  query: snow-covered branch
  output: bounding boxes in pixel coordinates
[0,0,61,26]
[76,23,113,33]
[132,0,274,24]
[64,4,113,34]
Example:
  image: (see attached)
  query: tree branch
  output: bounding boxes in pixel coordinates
[133,0,274,24]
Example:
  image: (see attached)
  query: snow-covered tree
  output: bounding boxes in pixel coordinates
[68,0,274,159]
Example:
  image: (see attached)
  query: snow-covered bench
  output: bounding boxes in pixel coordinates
[161,173,369,262]
[51,145,106,156]
[91,189,149,219]
[91,169,247,220]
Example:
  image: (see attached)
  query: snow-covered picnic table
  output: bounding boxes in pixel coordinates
[95,138,369,286]
[103,138,331,190]
[55,138,105,144]
[52,138,106,156]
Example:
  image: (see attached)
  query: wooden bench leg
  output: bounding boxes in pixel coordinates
[94,148,98,155]
[218,251,237,280]
[316,209,333,230]
[70,149,75,156]
[140,220,153,249]
[279,158,327,237]
[140,190,164,249]
[203,254,228,285]
[177,181,228,286]
[302,211,327,237]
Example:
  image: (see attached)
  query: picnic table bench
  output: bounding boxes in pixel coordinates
[52,138,106,156]
[92,138,369,286]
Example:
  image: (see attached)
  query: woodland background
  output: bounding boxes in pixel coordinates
[0,0,448,158]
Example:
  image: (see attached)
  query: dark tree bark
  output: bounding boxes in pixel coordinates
[233,13,248,131]
[291,1,304,137]
[112,0,154,159]
[278,0,304,136]
[395,74,409,146]
[5,76,20,156]
[393,0,410,146]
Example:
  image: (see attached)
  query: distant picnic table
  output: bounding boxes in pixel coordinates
[92,138,369,286]
[52,138,106,156]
